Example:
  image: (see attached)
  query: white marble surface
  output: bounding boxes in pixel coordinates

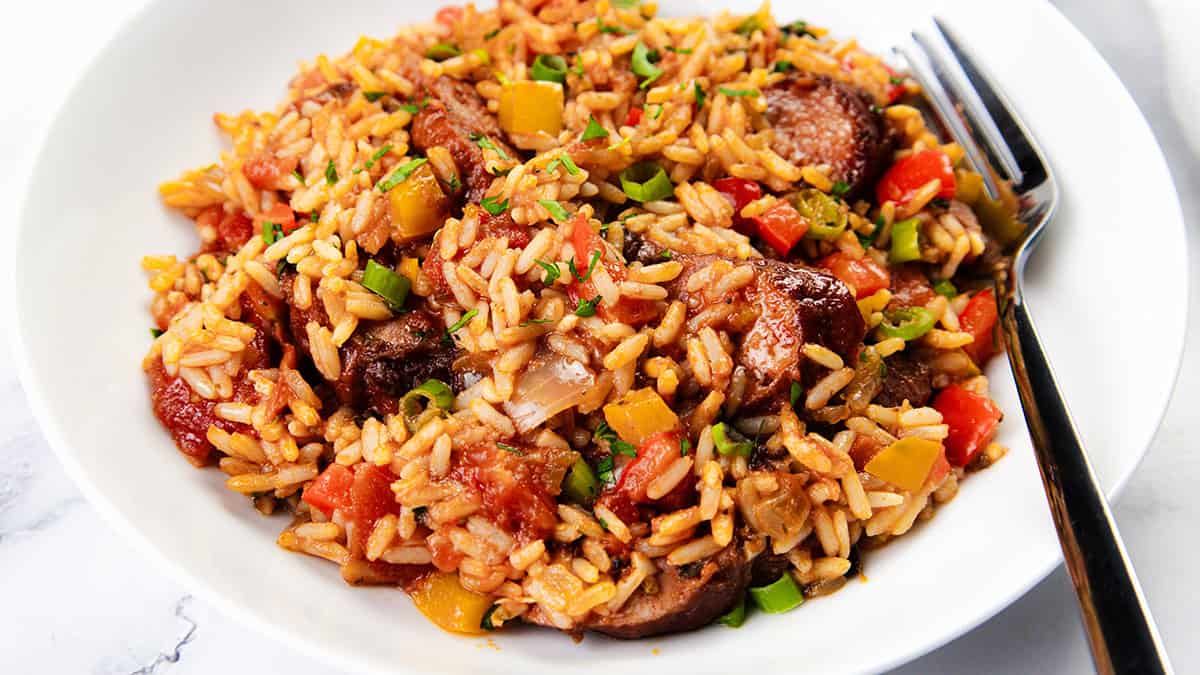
[1,1,1196,672]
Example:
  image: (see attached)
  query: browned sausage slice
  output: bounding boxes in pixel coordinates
[874,350,934,408]
[583,544,750,638]
[411,77,516,204]
[764,73,891,196]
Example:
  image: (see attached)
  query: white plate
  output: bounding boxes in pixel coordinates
[11,0,1187,673]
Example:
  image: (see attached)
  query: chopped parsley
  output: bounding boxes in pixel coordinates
[582,115,610,141]
[652,104,664,120]
[597,18,629,35]
[782,20,815,38]
[694,82,707,108]
[291,169,305,185]
[484,27,502,40]
[324,159,338,185]
[574,295,602,317]
[680,438,691,456]
[933,280,958,298]
[538,199,570,222]
[735,15,763,36]
[597,455,615,484]
[571,55,585,77]
[480,604,500,630]
[480,196,509,216]
[789,381,803,409]
[568,250,601,283]
[546,154,581,176]
[470,133,511,161]
[261,221,284,246]
[363,91,387,102]
[518,317,554,327]
[535,259,561,284]
[150,328,164,339]
[595,422,637,457]
[831,180,851,198]
[376,158,427,192]
[665,46,694,55]
[398,97,430,114]
[773,60,794,73]
[446,175,461,191]
[445,308,479,337]
[497,442,524,455]
[718,86,760,98]
[889,75,905,85]
[660,249,673,260]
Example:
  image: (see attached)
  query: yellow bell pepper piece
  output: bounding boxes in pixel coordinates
[864,436,944,493]
[499,81,564,136]
[388,163,449,243]
[398,256,421,285]
[602,388,679,446]
[409,572,492,635]
[954,169,984,205]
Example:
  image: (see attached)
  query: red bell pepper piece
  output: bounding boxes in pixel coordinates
[876,149,957,206]
[598,430,694,521]
[624,107,643,127]
[751,200,809,255]
[713,177,763,233]
[301,464,355,517]
[960,289,999,366]
[934,385,1003,467]
[818,252,891,299]
[567,215,657,324]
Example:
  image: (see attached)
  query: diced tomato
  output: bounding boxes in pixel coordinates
[348,464,401,555]
[567,215,657,324]
[819,252,891,299]
[302,464,355,517]
[624,107,643,127]
[598,431,694,522]
[959,289,999,365]
[713,177,763,233]
[933,385,1003,467]
[243,152,299,191]
[751,200,809,255]
[883,65,906,104]
[876,149,957,206]
[434,5,464,27]
[214,210,253,250]
[255,202,298,235]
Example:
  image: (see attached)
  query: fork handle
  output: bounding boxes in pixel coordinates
[1002,291,1172,675]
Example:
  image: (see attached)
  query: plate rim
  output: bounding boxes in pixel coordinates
[9,0,1190,672]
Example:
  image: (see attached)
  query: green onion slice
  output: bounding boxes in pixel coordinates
[889,217,922,263]
[361,259,411,309]
[399,379,453,433]
[749,574,804,614]
[582,115,610,141]
[619,162,673,203]
[878,307,937,341]
[363,91,387,102]
[933,280,958,298]
[631,42,663,87]
[712,422,753,457]
[531,54,569,84]
[772,61,794,73]
[716,598,747,627]
[562,456,599,504]
[425,43,462,61]
[446,308,479,336]
[718,86,760,98]
[377,158,428,193]
[539,199,570,222]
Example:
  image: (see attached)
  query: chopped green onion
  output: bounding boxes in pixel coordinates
[597,18,629,35]
[363,144,392,171]
[497,442,524,455]
[150,328,164,339]
[716,598,747,627]
[447,175,462,191]
[518,317,553,327]
[694,83,707,108]
[446,308,479,335]
[680,438,691,456]
[782,20,814,38]
[399,378,454,433]
[889,75,905,85]
[789,381,802,409]
[531,54,569,84]
[574,296,601,317]
[831,180,851,198]
[631,42,663,88]
[480,604,499,630]
[889,217,922,263]
[535,259,561,284]
[660,249,673,260]
[425,43,462,61]
[619,162,673,203]
[484,27,502,40]
[539,199,570,222]
[291,169,305,185]
[261,221,283,246]
[718,86,760,98]
[361,259,411,309]
[665,46,693,55]
[324,159,338,185]
[546,154,581,176]
[470,133,511,161]
[363,91,387,102]
[470,48,490,65]
[652,105,664,120]
[772,61,794,73]
[562,456,599,503]
[569,250,602,284]
[376,158,428,192]
[712,422,753,457]
[398,97,429,114]
[878,307,937,341]
[481,196,509,216]
[582,115,610,141]
[749,574,804,614]
[933,280,958,298]
[571,54,585,77]
[411,379,454,409]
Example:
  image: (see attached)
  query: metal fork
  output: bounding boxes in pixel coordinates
[898,19,1173,675]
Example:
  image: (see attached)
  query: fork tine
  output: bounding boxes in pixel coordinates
[895,42,1003,200]
[930,17,1045,188]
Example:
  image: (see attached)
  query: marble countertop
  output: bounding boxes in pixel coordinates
[2,0,1196,672]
